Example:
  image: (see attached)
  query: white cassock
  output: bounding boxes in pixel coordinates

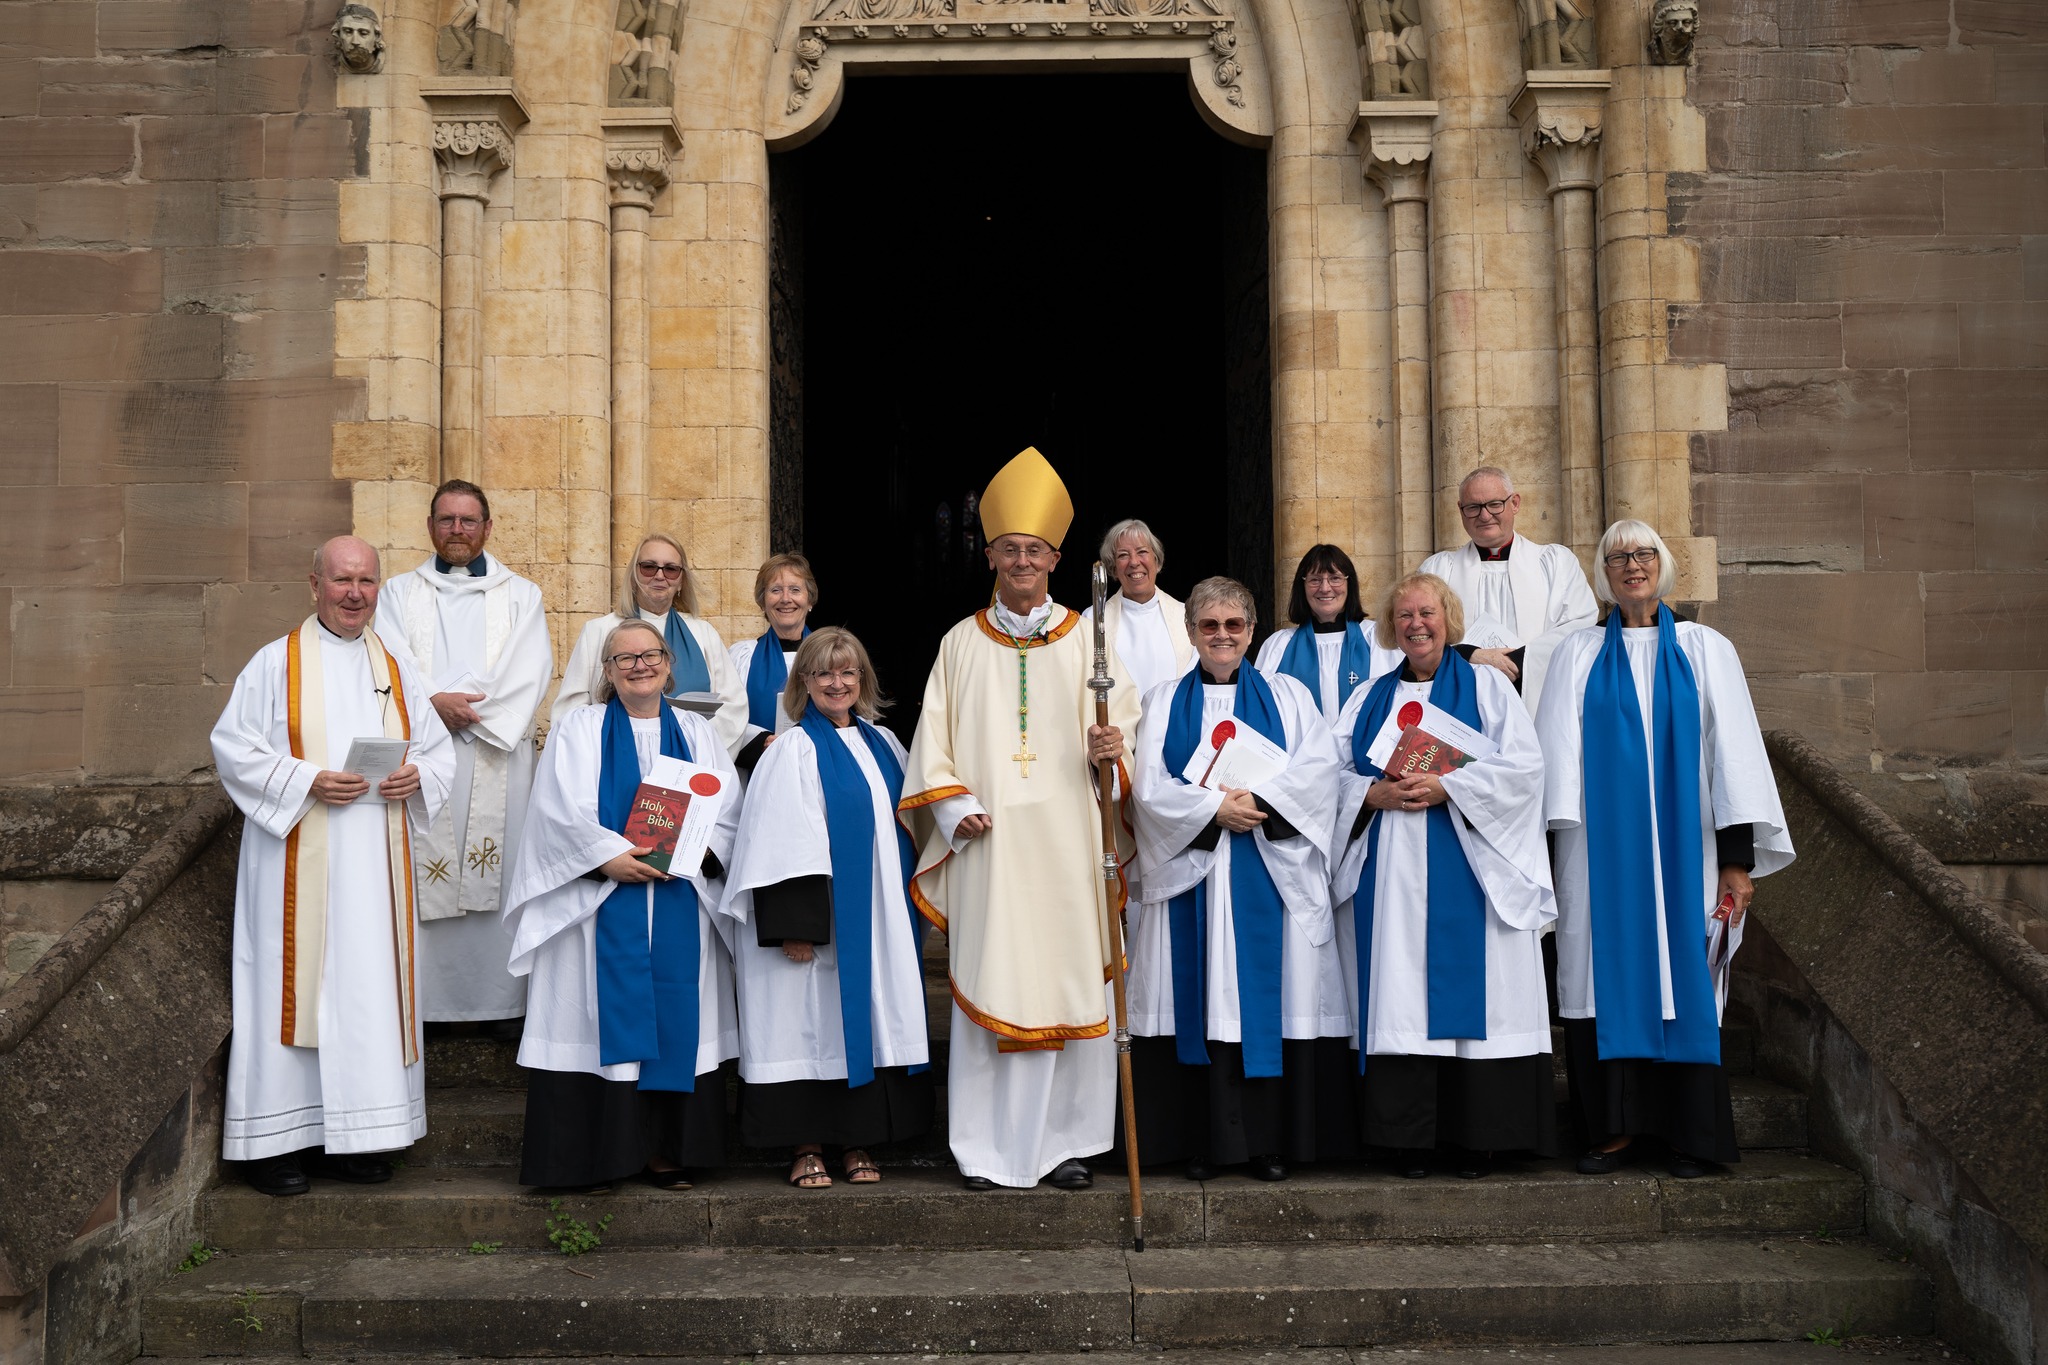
[1254,624,1405,725]
[719,724,930,1081]
[376,558,552,1021]
[1330,662,1555,1059]
[899,598,1142,1187]
[502,705,741,1081]
[1080,589,1193,701]
[727,634,801,756]
[555,610,750,759]
[1537,620,1794,1026]
[1420,538,1597,716]
[1128,670,1348,1046]
[212,622,456,1159]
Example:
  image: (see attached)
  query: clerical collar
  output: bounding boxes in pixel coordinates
[1311,618,1348,634]
[314,618,363,644]
[1200,665,1240,685]
[1476,537,1513,562]
[1121,592,1160,613]
[993,598,1054,639]
[435,553,488,576]
[778,635,801,652]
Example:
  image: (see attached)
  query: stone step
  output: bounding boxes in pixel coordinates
[134,1348,1951,1365]
[405,1074,1810,1170]
[198,1151,1862,1254]
[140,1237,1930,1357]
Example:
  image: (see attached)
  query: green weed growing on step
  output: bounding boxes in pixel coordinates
[228,1288,264,1336]
[174,1241,216,1273]
[545,1198,613,1256]
[1805,1309,1855,1348]
[1812,1224,1838,1244]
[468,1240,504,1255]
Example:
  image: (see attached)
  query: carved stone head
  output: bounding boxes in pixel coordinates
[332,3,385,73]
[1649,0,1699,66]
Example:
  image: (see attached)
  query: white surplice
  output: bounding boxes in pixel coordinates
[554,610,750,759]
[1329,662,1555,1059]
[1536,620,1794,1025]
[375,556,552,1021]
[1254,624,1405,725]
[727,634,802,756]
[1420,538,1598,716]
[1127,670,1349,1043]
[502,705,741,1081]
[1080,589,1193,702]
[718,723,930,1081]
[212,623,457,1159]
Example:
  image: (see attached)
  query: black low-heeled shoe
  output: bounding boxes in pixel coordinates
[962,1174,997,1191]
[303,1151,393,1184]
[1576,1142,1633,1175]
[1184,1157,1217,1182]
[1455,1152,1492,1180]
[1667,1152,1708,1179]
[1248,1153,1288,1182]
[1046,1159,1093,1190]
[1395,1150,1430,1179]
[245,1153,309,1197]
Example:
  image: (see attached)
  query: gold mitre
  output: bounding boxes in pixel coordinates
[977,447,1073,548]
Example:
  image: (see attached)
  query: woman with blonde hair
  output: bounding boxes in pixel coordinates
[728,552,820,769]
[553,533,749,757]
[718,628,933,1188]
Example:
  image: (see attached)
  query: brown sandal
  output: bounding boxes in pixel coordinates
[789,1151,832,1189]
[842,1149,881,1184]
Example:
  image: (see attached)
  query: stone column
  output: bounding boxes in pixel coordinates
[1511,70,1610,566]
[421,80,527,486]
[1354,101,1441,565]
[601,114,683,577]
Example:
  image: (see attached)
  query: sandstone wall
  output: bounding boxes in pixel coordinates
[1682,0,2048,771]
[0,0,362,787]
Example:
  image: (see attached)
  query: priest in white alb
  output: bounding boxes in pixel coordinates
[1332,572,1558,1179]
[1126,576,1353,1183]
[212,535,456,1197]
[1418,465,1596,716]
[374,479,553,1034]
[898,447,1142,1191]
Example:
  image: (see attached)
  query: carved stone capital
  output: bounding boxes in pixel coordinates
[1509,71,1610,194]
[601,111,685,212]
[1350,99,1438,204]
[421,78,530,204]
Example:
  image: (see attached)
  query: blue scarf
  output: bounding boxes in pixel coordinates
[746,628,807,731]
[1582,605,1718,1064]
[1277,621,1375,713]
[659,610,711,698]
[798,701,924,1088]
[594,695,703,1091]
[1346,647,1489,1071]
[1160,665,1289,1079]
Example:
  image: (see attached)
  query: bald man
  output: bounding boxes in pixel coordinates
[210,536,457,1196]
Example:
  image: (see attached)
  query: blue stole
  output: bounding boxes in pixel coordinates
[798,701,923,1088]
[659,610,711,698]
[746,628,806,731]
[1582,605,1718,1064]
[1277,621,1375,713]
[1159,665,1290,1079]
[594,696,703,1091]
[1346,647,1490,1071]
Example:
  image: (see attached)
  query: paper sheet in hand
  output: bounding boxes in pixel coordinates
[1179,719,1288,790]
[628,755,729,875]
[1365,698,1498,774]
[342,737,411,802]
[666,691,724,717]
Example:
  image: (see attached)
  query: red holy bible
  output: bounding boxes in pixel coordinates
[1384,724,1478,779]
[623,781,691,872]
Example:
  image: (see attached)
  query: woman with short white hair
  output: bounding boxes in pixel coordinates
[1080,518,1192,700]
[1535,519,1794,1179]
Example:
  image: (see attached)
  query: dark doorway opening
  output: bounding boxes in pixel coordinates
[770,72,1270,740]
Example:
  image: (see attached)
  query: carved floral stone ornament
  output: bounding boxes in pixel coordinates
[605,145,674,207]
[788,29,828,112]
[1648,0,1698,66]
[330,2,385,73]
[432,119,515,198]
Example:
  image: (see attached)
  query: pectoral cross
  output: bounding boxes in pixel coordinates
[1012,744,1036,778]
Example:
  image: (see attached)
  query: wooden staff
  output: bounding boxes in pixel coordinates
[1090,561,1145,1251]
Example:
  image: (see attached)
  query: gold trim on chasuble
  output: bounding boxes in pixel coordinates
[283,624,305,1046]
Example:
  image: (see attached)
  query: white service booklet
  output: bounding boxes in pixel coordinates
[341,737,412,802]
[667,691,724,717]
[1364,698,1499,773]
[642,754,731,877]
[1179,719,1289,791]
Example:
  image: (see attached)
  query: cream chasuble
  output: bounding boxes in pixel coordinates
[899,605,1142,1045]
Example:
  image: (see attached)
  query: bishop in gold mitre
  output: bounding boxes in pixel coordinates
[899,447,1142,1190]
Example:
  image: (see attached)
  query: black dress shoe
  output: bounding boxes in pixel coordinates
[1455,1152,1492,1180]
[245,1153,309,1197]
[962,1175,997,1191]
[304,1151,394,1184]
[1395,1150,1430,1179]
[1576,1143,1633,1175]
[1184,1157,1217,1182]
[1667,1152,1708,1179]
[1046,1159,1093,1190]
[1248,1153,1288,1182]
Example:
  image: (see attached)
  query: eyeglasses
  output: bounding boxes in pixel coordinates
[1459,498,1512,518]
[607,648,671,670]
[806,668,862,685]
[432,515,485,531]
[636,561,685,577]
[1196,617,1250,636]
[1603,548,1661,569]
[1303,573,1347,589]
